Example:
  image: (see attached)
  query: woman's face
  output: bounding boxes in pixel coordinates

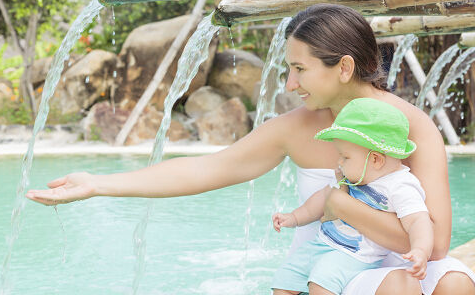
[284,37,341,111]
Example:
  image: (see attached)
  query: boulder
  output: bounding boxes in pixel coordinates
[0,80,13,100]
[82,101,190,145]
[208,49,264,103]
[31,54,83,86]
[195,97,250,145]
[252,82,304,115]
[114,15,218,111]
[184,86,226,118]
[48,50,118,116]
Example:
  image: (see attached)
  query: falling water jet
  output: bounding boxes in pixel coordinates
[130,13,219,295]
[430,47,475,118]
[239,17,291,286]
[415,44,460,109]
[1,1,104,293]
[387,34,418,89]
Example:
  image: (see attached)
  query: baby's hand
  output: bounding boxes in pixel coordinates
[272,213,298,232]
[402,248,428,280]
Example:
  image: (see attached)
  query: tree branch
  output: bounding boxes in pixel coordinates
[0,0,24,53]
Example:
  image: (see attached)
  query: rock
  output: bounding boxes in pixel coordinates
[195,97,250,145]
[82,101,190,145]
[114,15,218,111]
[252,82,304,115]
[275,91,304,114]
[184,86,226,118]
[31,54,83,86]
[208,49,264,103]
[0,80,13,100]
[48,50,118,116]
[126,105,190,145]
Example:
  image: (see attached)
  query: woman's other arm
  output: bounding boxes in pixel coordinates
[26,113,291,205]
[326,103,451,259]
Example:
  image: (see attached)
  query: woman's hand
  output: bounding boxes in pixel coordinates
[272,212,298,232]
[320,188,340,223]
[26,172,96,205]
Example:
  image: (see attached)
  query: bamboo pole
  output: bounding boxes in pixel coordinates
[114,0,206,146]
[459,32,475,47]
[213,0,475,26]
[370,15,475,37]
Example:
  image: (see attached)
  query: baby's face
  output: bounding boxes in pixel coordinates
[333,139,371,184]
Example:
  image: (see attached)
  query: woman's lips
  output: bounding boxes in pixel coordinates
[299,93,309,100]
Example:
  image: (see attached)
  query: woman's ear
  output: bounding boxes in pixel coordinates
[371,152,386,170]
[339,55,355,84]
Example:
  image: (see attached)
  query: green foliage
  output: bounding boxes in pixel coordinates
[0,44,24,86]
[0,99,32,124]
[88,124,102,141]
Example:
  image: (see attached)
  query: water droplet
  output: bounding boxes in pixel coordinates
[461,127,466,133]
[112,39,115,45]
[68,61,72,67]
[461,113,465,120]
[88,28,92,34]
[85,76,90,83]
[425,100,430,106]
[438,125,443,130]
[233,68,237,75]
[113,70,117,78]
[63,77,66,82]
[461,98,465,103]
[451,106,456,111]
[414,91,419,96]
[112,31,116,36]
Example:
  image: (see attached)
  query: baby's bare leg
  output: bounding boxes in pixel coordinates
[308,282,334,295]
[273,289,301,295]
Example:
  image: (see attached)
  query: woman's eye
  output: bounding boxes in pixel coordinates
[296,67,303,72]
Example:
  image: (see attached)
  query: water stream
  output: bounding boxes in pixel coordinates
[1,1,104,293]
[415,44,460,109]
[387,34,418,89]
[240,17,291,285]
[430,47,475,118]
[131,14,219,295]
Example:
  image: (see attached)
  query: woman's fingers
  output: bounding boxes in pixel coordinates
[47,176,68,188]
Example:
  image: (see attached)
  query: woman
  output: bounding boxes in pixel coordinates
[27,4,475,294]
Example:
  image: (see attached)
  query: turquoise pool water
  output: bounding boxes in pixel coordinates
[0,154,474,294]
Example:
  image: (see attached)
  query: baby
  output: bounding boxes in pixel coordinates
[271,98,433,295]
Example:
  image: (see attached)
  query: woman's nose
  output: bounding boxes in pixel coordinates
[285,70,299,92]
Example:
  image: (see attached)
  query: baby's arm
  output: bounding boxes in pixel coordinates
[272,185,331,232]
[400,212,434,280]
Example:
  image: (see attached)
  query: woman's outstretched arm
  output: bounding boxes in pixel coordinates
[326,103,451,260]
[26,115,289,205]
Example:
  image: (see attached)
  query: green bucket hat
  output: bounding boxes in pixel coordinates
[315,98,416,159]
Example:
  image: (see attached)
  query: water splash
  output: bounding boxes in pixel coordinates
[0,1,104,293]
[260,156,294,249]
[387,34,418,89]
[228,27,237,75]
[131,14,219,295]
[430,47,475,118]
[240,17,291,284]
[415,44,460,109]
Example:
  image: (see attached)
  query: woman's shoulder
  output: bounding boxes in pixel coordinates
[275,106,334,130]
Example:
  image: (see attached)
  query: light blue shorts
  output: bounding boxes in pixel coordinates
[271,237,382,294]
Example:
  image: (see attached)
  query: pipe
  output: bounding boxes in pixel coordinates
[99,0,163,5]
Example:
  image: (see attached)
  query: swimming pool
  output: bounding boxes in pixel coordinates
[0,154,473,294]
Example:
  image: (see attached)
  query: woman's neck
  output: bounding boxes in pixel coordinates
[330,82,384,117]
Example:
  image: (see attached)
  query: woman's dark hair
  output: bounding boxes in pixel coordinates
[285,4,387,90]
